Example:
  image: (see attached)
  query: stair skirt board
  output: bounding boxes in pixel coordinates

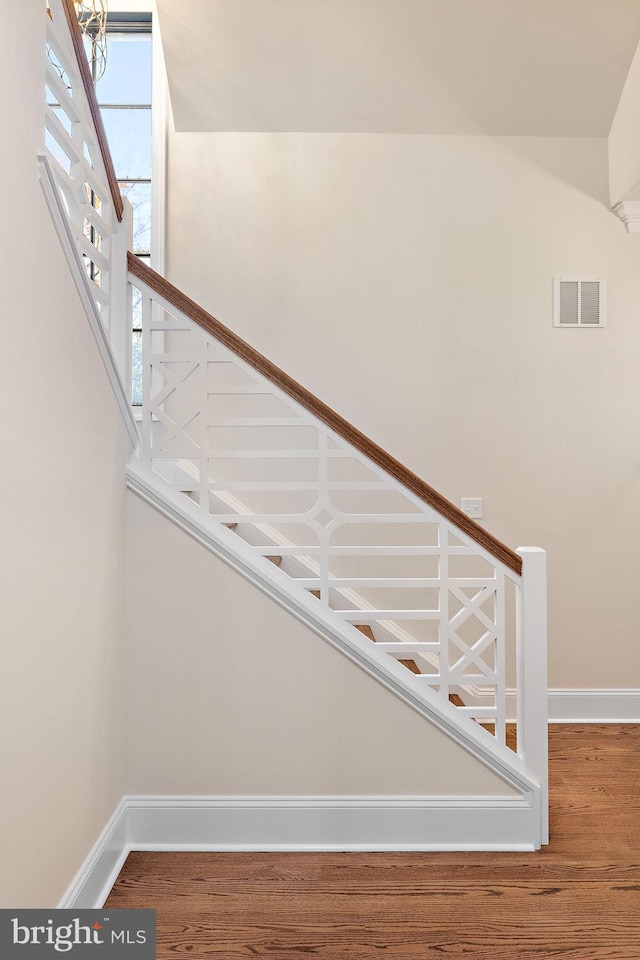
[60,795,541,908]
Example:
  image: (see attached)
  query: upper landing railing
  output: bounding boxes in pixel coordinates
[40,0,548,840]
[53,0,124,222]
[43,0,131,389]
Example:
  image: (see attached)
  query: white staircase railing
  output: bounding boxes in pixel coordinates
[127,256,548,841]
[40,0,548,845]
[44,0,132,388]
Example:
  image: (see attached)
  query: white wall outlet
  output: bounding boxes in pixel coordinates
[461,498,483,519]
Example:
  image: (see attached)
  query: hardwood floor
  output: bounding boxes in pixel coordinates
[106,725,640,958]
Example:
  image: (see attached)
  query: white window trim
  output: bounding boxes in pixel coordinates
[108,2,165,271]
[109,2,165,414]
[150,2,166,275]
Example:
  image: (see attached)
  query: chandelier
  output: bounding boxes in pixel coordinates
[74,1,109,82]
[46,1,108,84]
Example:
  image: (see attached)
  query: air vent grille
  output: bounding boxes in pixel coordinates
[554,277,605,328]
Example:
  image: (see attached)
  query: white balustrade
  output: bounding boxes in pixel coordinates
[41,0,547,810]
[129,269,547,770]
[44,0,131,379]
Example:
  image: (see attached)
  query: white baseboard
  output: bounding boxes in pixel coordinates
[126,794,539,852]
[57,799,129,909]
[547,689,640,722]
[57,792,541,908]
[464,688,640,723]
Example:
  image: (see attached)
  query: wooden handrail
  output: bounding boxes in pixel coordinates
[128,253,523,576]
[60,0,124,222]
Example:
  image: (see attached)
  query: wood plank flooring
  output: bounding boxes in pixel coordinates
[106,724,640,958]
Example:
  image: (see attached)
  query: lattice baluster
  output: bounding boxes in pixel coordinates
[109,198,133,385]
[318,431,330,606]
[141,289,153,463]
[69,140,85,251]
[494,572,506,744]
[199,332,210,516]
[439,524,449,702]
[70,44,90,252]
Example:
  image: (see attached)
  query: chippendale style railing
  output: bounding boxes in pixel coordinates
[43,0,132,395]
[40,0,548,842]
[126,254,548,831]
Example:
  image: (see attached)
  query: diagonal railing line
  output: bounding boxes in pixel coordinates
[127,252,522,576]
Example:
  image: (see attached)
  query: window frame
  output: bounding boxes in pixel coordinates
[96,7,166,409]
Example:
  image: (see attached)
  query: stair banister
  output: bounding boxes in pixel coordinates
[40,0,549,846]
[57,0,124,223]
[44,0,132,384]
[126,255,522,575]
[127,253,547,808]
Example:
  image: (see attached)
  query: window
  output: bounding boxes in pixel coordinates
[93,12,153,405]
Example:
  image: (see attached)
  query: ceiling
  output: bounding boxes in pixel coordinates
[156,0,640,136]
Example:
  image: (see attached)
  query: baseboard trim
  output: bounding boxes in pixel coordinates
[126,794,538,852]
[547,689,640,723]
[464,688,640,723]
[58,792,540,907]
[57,799,129,909]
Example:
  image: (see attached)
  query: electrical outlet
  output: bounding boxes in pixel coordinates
[461,498,483,519]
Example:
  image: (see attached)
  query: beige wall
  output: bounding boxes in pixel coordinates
[125,493,515,796]
[0,3,131,907]
[609,39,640,204]
[166,130,640,691]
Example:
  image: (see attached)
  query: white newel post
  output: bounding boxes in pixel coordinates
[109,197,134,396]
[517,546,548,845]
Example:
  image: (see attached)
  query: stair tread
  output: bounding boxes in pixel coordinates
[399,658,421,675]
[354,623,376,641]
[266,555,282,566]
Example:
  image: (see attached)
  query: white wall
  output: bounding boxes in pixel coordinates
[0,3,131,907]
[166,130,640,692]
[609,38,640,204]
[126,493,515,796]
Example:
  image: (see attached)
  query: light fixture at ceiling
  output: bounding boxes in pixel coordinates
[74,0,109,82]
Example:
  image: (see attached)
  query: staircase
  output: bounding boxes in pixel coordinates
[40,0,548,849]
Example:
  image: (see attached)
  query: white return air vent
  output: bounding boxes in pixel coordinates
[553,277,605,328]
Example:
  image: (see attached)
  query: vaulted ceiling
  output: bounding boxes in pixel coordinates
[156,0,640,136]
